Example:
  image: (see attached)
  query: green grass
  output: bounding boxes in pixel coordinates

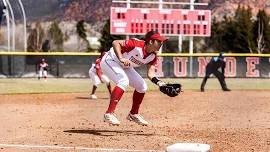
[0,78,91,94]
[0,78,270,94]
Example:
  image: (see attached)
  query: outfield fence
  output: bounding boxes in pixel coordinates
[0,52,269,78]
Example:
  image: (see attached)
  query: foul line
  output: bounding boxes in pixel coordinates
[0,143,164,152]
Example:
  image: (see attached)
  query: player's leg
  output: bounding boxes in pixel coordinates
[106,83,112,95]
[201,68,211,92]
[38,70,42,80]
[200,77,208,92]
[100,57,129,125]
[101,75,112,95]
[214,71,231,91]
[101,57,129,113]
[89,70,101,99]
[43,70,47,79]
[125,68,148,126]
[126,68,147,114]
[90,85,98,99]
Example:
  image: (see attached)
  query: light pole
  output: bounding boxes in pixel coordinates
[1,0,26,51]
[17,0,27,51]
[4,0,15,51]
[2,0,10,51]
[2,0,15,51]
[189,0,194,77]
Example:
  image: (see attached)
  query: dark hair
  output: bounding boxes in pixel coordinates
[143,30,159,44]
[99,51,106,58]
[145,30,158,39]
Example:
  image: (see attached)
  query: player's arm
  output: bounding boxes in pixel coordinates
[147,64,166,87]
[112,40,130,66]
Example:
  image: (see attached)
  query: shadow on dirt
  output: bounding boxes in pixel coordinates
[64,129,155,137]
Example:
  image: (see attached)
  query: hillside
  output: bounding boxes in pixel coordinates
[18,0,270,31]
[19,0,71,21]
[59,0,270,30]
[206,0,270,19]
[4,0,270,51]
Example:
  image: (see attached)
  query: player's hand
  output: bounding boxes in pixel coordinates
[119,58,130,67]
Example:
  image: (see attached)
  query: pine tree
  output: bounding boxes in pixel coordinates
[76,20,92,52]
[220,15,236,52]
[206,17,222,52]
[98,19,124,52]
[76,20,87,41]
[27,28,38,52]
[48,22,64,52]
[219,6,255,53]
[233,6,255,53]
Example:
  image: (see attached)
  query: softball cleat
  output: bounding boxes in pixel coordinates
[90,94,98,99]
[104,113,120,125]
[127,113,149,126]
[223,88,231,91]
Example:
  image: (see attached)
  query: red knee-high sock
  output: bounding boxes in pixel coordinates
[130,90,145,114]
[106,86,124,113]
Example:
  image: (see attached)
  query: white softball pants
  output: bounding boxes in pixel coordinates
[100,53,147,93]
[39,70,47,78]
[88,69,110,86]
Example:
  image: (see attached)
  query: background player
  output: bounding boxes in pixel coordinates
[38,58,49,80]
[100,30,170,126]
[200,52,231,92]
[89,51,112,99]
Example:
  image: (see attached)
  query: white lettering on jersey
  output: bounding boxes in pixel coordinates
[129,56,144,65]
[122,47,155,67]
[108,46,156,68]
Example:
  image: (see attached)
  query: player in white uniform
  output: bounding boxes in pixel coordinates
[38,58,49,80]
[100,30,168,126]
[89,52,112,99]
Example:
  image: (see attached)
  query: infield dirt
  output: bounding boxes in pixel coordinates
[0,90,269,152]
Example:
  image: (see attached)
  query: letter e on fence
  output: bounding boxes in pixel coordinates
[246,57,260,77]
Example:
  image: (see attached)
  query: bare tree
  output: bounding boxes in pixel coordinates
[257,18,265,54]
[27,23,44,52]
[36,22,44,50]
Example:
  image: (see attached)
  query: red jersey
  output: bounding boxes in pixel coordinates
[108,38,157,67]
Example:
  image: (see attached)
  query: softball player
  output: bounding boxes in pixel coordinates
[200,52,231,92]
[38,58,49,80]
[100,30,168,126]
[89,52,112,99]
